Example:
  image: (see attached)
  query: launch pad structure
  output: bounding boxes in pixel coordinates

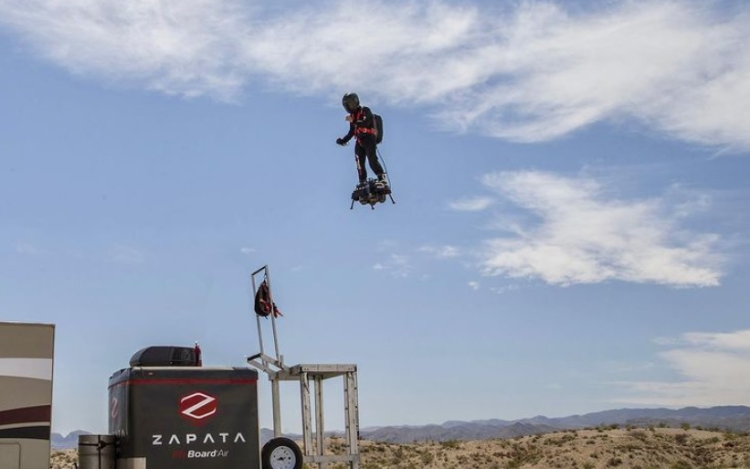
[246,265,361,469]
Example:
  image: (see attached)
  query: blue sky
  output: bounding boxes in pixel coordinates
[1,0,749,435]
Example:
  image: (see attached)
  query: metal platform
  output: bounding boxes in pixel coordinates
[247,266,360,469]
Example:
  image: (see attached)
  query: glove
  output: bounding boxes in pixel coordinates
[336,138,346,146]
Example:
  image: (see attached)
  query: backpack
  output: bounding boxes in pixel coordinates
[254,280,282,318]
[373,114,384,144]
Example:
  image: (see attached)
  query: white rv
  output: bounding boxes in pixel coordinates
[0,322,55,469]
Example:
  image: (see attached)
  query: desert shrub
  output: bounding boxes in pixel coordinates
[504,445,543,468]
[440,440,461,449]
[670,461,693,469]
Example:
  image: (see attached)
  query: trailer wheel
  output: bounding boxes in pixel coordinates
[261,437,303,469]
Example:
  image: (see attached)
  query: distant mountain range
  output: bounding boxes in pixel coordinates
[360,405,750,443]
[52,405,750,448]
[51,430,91,450]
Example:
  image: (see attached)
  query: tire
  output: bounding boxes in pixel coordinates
[261,437,303,469]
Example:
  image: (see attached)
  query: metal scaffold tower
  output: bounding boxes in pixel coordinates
[247,265,361,469]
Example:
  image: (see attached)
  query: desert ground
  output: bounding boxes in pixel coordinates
[52,426,750,469]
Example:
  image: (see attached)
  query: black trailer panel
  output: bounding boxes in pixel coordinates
[108,367,259,469]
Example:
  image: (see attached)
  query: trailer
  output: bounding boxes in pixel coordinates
[105,345,262,469]
[0,322,55,469]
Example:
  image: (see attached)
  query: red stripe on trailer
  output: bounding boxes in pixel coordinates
[110,378,258,388]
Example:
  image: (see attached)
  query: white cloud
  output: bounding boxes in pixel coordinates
[240,247,255,255]
[489,284,520,295]
[468,281,480,290]
[372,253,411,278]
[419,244,461,259]
[680,330,750,352]
[0,0,254,100]
[447,196,494,212]
[478,171,722,287]
[109,244,144,264]
[0,1,748,149]
[616,329,750,406]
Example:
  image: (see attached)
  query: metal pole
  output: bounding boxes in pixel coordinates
[345,370,360,469]
[264,266,282,361]
[315,375,326,469]
[272,377,282,438]
[300,372,313,456]
[251,272,265,362]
